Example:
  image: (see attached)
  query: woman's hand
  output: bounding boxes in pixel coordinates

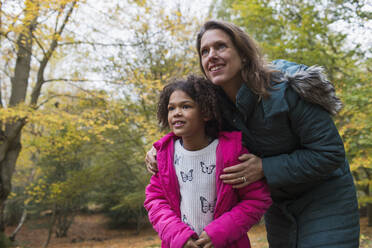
[183,237,199,248]
[145,146,158,174]
[220,153,264,189]
[195,231,214,248]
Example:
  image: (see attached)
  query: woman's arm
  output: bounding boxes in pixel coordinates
[203,179,272,247]
[261,88,346,187]
[220,153,263,189]
[145,146,158,174]
[144,174,197,247]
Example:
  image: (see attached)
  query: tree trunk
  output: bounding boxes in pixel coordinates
[0,0,37,236]
[367,203,372,227]
[136,206,143,235]
[9,208,27,241]
[0,134,22,232]
[8,167,35,241]
[43,204,57,248]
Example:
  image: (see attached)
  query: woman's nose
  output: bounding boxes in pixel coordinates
[207,48,218,61]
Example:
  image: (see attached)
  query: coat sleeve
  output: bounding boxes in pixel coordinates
[144,174,197,247]
[203,145,272,248]
[262,87,346,187]
[203,179,272,248]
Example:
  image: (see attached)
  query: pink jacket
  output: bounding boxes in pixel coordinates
[144,131,272,248]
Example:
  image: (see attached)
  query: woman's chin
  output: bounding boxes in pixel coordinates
[209,77,226,86]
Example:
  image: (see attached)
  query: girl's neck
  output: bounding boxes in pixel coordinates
[181,134,211,151]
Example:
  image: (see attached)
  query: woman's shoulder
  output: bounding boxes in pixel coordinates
[270,60,342,115]
[261,81,293,118]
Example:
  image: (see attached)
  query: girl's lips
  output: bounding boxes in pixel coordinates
[173,121,185,128]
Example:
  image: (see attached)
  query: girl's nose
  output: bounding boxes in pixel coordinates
[174,108,182,116]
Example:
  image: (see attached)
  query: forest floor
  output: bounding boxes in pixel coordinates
[5,214,372,248]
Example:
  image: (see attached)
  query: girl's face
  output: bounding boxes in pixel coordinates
[200,29,243,90]
[167,90,206,139]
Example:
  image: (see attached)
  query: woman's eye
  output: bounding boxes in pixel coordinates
[218,44,227,50]
[201,48,209,56]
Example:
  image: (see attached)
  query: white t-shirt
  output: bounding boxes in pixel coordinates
[173,138,218,235]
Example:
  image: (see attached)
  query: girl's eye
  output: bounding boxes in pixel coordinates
[183,105,190,109]
[168,106,174,111]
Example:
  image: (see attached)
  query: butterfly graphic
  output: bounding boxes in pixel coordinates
[180,169,193,182]
[200,162,216,174]
[200,196,216,213]
[174,153,181,165]
[182,215,195,231]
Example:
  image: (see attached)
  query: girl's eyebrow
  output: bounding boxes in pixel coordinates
[168,100,194,105]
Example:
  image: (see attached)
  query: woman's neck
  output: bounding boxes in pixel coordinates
[222,81,243,103]
[181,134,210,151]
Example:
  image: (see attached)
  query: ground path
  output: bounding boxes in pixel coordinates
[6,214,372,248]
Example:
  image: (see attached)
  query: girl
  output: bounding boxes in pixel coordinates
[144,75,272,248]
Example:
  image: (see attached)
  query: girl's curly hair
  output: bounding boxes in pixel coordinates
[157,75,222,139]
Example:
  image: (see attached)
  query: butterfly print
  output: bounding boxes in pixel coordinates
[180,169,193,182]
[200,162,216,174]
[174,153,181,165]
[182,214,195,231]
[200,196,216,213]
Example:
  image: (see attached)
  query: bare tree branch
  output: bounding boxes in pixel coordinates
[35,93,96,110]
[31,32,47,58]
[30,1,77,106]
[58,40,145,47]
[43,78,99,83]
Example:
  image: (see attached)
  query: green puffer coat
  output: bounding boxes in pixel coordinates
[219,60,359,248]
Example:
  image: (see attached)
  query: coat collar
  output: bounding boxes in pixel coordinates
[235,81,289,119]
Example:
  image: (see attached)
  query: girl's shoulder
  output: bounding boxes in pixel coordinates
[153,132,178,151]
[217,131,246,157]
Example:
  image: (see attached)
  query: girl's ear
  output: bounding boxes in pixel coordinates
[203,114,211,122]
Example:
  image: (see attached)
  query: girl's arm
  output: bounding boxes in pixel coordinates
[144,173,197,247]
[203,178,272,247]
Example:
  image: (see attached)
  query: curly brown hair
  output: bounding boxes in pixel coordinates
[157,75,221,139]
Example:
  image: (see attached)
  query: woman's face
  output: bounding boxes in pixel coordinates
[200,29,243,90]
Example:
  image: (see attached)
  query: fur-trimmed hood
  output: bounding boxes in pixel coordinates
[272,59,342,115]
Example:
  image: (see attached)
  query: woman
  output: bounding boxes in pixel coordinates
[146,20,360,247]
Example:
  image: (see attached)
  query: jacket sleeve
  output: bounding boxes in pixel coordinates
[262,87,346,187]
[204,144,272,248]
[204,179,272,248]
[144,174,197,247]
